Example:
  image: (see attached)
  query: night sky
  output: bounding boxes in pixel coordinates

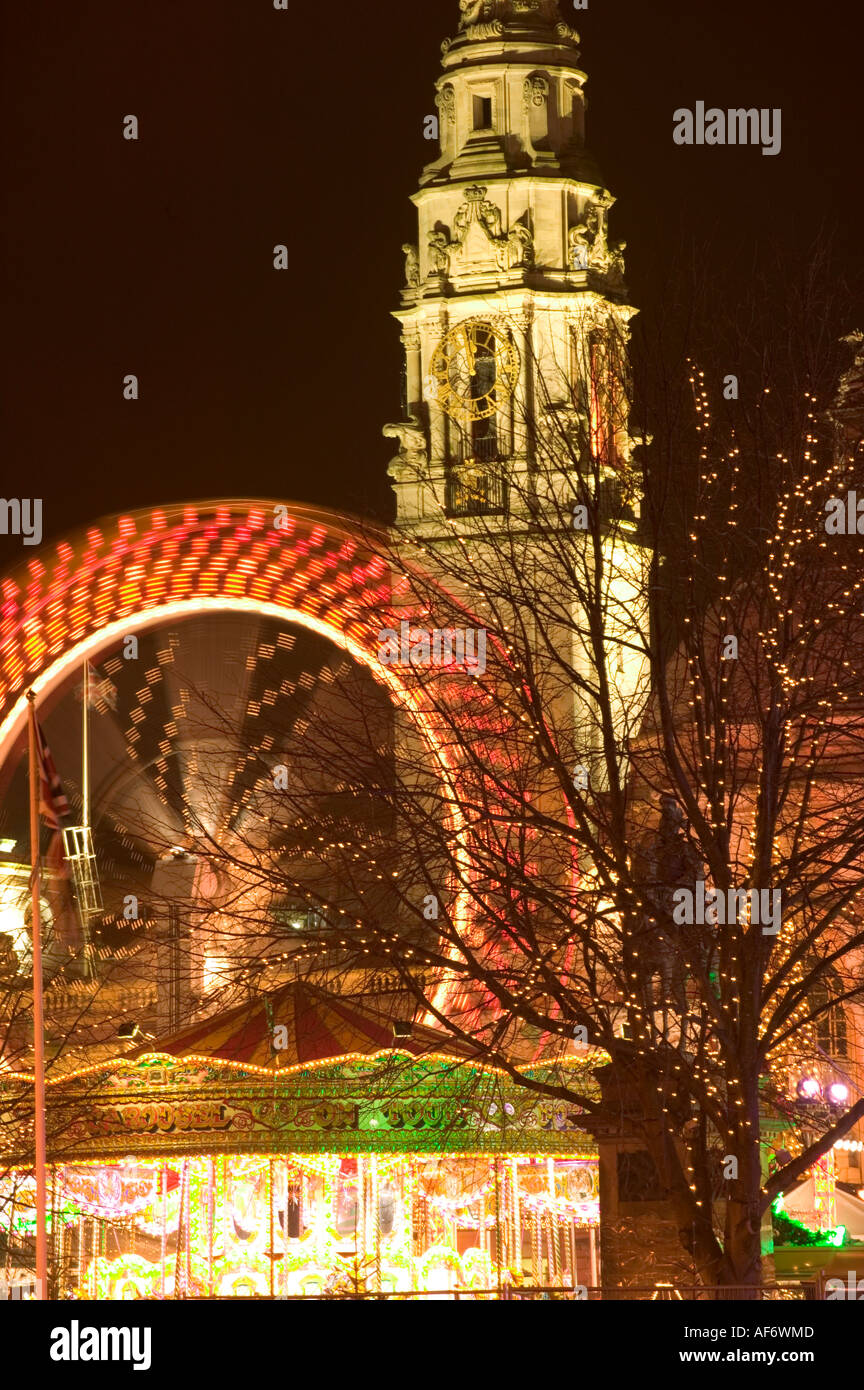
[1,0,861,567]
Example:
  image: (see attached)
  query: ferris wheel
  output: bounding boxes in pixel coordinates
[0,606,401,1044]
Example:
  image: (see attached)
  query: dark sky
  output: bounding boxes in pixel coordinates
[1,0,861,566]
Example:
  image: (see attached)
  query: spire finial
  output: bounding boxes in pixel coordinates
[458,0,565,32]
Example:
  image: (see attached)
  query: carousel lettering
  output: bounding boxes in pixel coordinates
[90,1100,230,1135]
[382,1101,466,1130]
[290,1101,358,1130]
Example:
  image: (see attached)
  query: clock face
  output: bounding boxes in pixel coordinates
[428,320,519,421]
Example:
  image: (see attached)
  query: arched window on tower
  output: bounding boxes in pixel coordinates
[444,321,509,514]
[399,354,408,419]
[810,968,848,1058]
[588,326,622,470]
[587,320,633,472]
[574,323,637,528]
[570,89,585,147]
[470,329,498,462]
[473,95,493,131]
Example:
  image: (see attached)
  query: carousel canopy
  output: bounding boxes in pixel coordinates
[0,982,600,1164]
[130,980,481,1071]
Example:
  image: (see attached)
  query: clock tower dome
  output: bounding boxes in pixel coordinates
[385,0,640,535]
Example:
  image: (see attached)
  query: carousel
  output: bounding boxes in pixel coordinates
[0,983,601,1298]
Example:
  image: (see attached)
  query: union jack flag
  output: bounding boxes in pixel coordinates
[34,720,70,828]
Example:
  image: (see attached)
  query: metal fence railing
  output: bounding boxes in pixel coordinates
[105,1282,814,1302]
[445,469,508,518]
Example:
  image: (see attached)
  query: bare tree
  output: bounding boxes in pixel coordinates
[147,253,864,1294]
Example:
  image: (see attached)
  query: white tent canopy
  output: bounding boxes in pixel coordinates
[783,1178,864,1240]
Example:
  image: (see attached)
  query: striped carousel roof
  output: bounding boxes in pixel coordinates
[134,981,481,1071]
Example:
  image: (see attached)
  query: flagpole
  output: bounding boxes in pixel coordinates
[82,661,90,827]
[27,690,49,1301]
[81,662,94,980]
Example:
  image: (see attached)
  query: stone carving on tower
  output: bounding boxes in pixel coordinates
[435,83,456,126]
[426,230,451,280]
[568,195,627,285]
[383,417,428,486]
[432,185,536,275]
[523,74,550,108]
[401,244,421,288]
[458,0,570,34]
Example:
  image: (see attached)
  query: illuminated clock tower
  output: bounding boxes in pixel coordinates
[381,3,688,1293]
[384,0,640,535]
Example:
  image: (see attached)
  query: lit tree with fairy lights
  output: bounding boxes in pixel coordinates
[137,254,864,1294]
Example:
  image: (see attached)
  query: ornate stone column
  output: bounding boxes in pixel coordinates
[402,330,422,416]
[425,312,449,466]
[512,306,534,463]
